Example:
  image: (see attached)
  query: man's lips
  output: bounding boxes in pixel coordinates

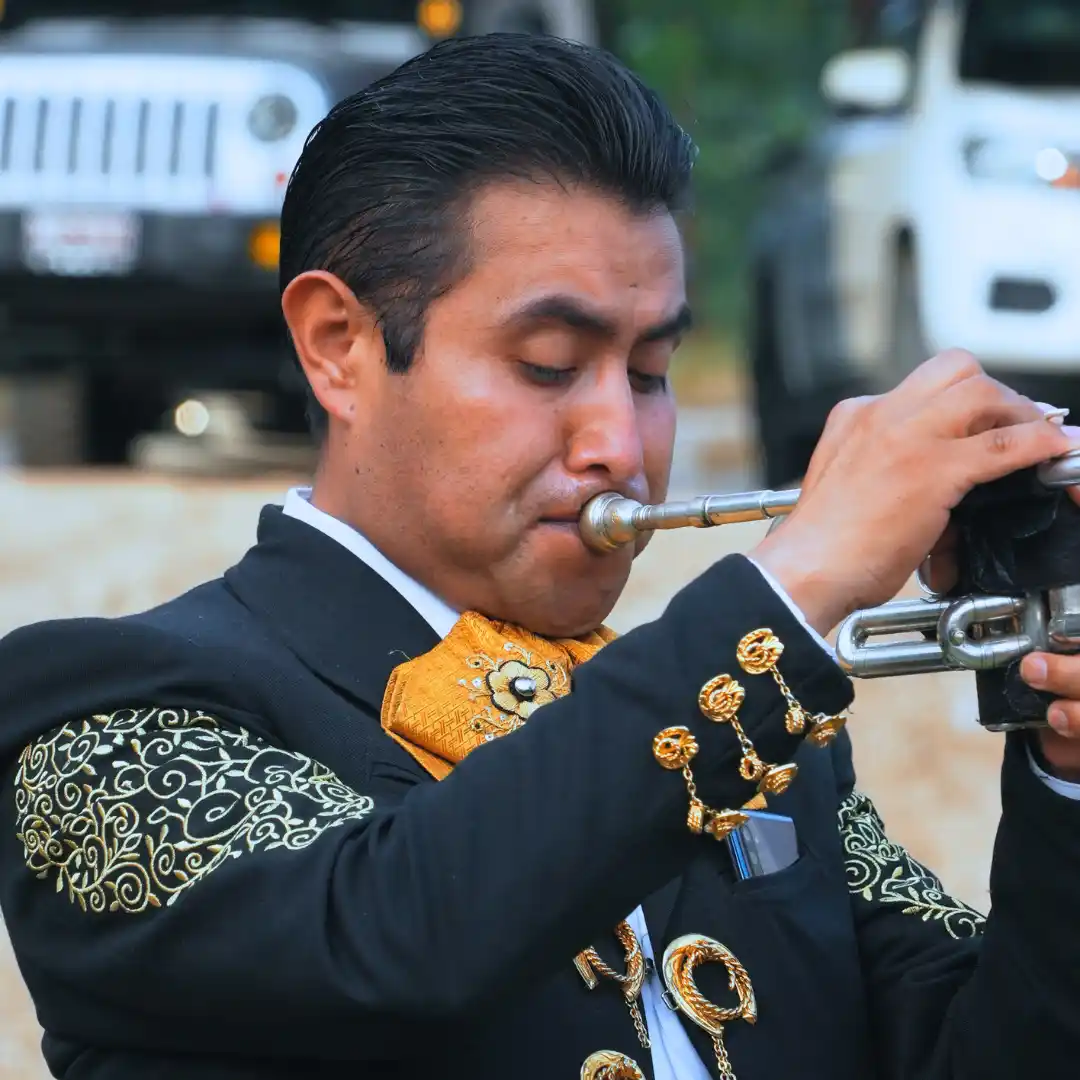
[536,487,647,530]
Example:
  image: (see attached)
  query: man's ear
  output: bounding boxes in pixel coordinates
[280,270,384,427]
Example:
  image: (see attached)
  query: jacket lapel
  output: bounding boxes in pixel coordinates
[223,505,441,714]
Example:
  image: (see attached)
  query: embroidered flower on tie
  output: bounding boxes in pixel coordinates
[486,660,556,719]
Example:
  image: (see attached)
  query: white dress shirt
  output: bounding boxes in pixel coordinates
[281,485,1080,1076]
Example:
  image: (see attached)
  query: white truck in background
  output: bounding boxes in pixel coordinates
[749,0,1080,487]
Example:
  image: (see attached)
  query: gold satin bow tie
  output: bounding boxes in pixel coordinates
[380,609,617,779]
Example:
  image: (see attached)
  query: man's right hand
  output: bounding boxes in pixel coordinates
[750,350,1080,637]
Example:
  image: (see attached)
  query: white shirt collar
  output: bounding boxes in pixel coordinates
[281,487,460,640]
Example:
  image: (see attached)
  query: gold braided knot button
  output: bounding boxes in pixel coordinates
[736,629,783,675]
[698,674,745,723]
[580,1051,646,1080]
[653,726,698,770]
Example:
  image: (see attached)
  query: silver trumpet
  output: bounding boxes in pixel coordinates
[579,450,1080,684]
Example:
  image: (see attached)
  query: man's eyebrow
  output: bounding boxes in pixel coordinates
[639,304,693,344]
[503,295,693,346]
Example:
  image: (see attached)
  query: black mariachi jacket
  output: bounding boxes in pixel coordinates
[0,506,1077,1080]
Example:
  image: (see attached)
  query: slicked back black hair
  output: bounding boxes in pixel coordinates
[279,32,697,439]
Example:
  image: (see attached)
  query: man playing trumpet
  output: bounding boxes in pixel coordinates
[2,33,1080,1080]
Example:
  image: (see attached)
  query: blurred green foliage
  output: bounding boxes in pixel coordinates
[600,1,849,342]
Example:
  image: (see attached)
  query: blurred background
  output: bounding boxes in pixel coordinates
[1,0,1078,1073]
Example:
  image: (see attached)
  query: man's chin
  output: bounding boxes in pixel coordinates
[505,577,630,638]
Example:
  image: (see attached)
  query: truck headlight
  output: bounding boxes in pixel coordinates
[963,137,1080,189]
[247,94,299,143]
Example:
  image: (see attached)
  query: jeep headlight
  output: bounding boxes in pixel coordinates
[247,94,299,143]
[963,137,1080,189]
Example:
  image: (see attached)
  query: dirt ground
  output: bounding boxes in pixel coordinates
[0,470,1005,1078]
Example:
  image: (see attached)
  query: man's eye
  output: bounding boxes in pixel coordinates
[520,362,575,386]
[630,371,669,394]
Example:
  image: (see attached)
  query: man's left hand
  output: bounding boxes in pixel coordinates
[1019,463,1080,779]
[922,424,1080,781]
[1020,652,1080,781]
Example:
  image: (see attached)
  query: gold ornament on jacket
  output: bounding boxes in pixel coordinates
[736,627,848,747]
[662,934,757,1080]
[579,1050,645,1079]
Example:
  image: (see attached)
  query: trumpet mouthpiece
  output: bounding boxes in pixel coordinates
[579,493,643,553]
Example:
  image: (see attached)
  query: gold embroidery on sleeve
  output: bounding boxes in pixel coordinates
[15,708,375,915]
[838,791,985,940]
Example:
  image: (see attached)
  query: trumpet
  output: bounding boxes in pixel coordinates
[579,449,1080,732]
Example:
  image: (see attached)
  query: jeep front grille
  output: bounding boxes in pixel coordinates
[0,94,220,182]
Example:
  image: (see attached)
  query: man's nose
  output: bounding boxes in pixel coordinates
[563,375,646,485]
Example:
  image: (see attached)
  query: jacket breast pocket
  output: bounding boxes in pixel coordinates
[727,842,821,900]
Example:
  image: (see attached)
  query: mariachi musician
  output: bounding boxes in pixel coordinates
[2,33,1080,1080]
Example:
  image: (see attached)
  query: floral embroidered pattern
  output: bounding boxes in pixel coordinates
[487,659,556,717]
[838,791,985,940]
[15,708,375,915]
[458,641,569,740]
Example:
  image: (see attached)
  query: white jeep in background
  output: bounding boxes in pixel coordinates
[749,0,1080,487]
[0,0,598,468]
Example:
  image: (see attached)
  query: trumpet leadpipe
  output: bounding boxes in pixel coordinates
[578,448,1080,555]
[579,488,800,553]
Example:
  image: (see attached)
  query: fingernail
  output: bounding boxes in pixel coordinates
[1061,424,1080,442]
[1049,706,1072,735]
[1040,405,1070,424]
[1024,655,1048,687]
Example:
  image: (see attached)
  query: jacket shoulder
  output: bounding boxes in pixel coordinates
[0,581,281,761]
